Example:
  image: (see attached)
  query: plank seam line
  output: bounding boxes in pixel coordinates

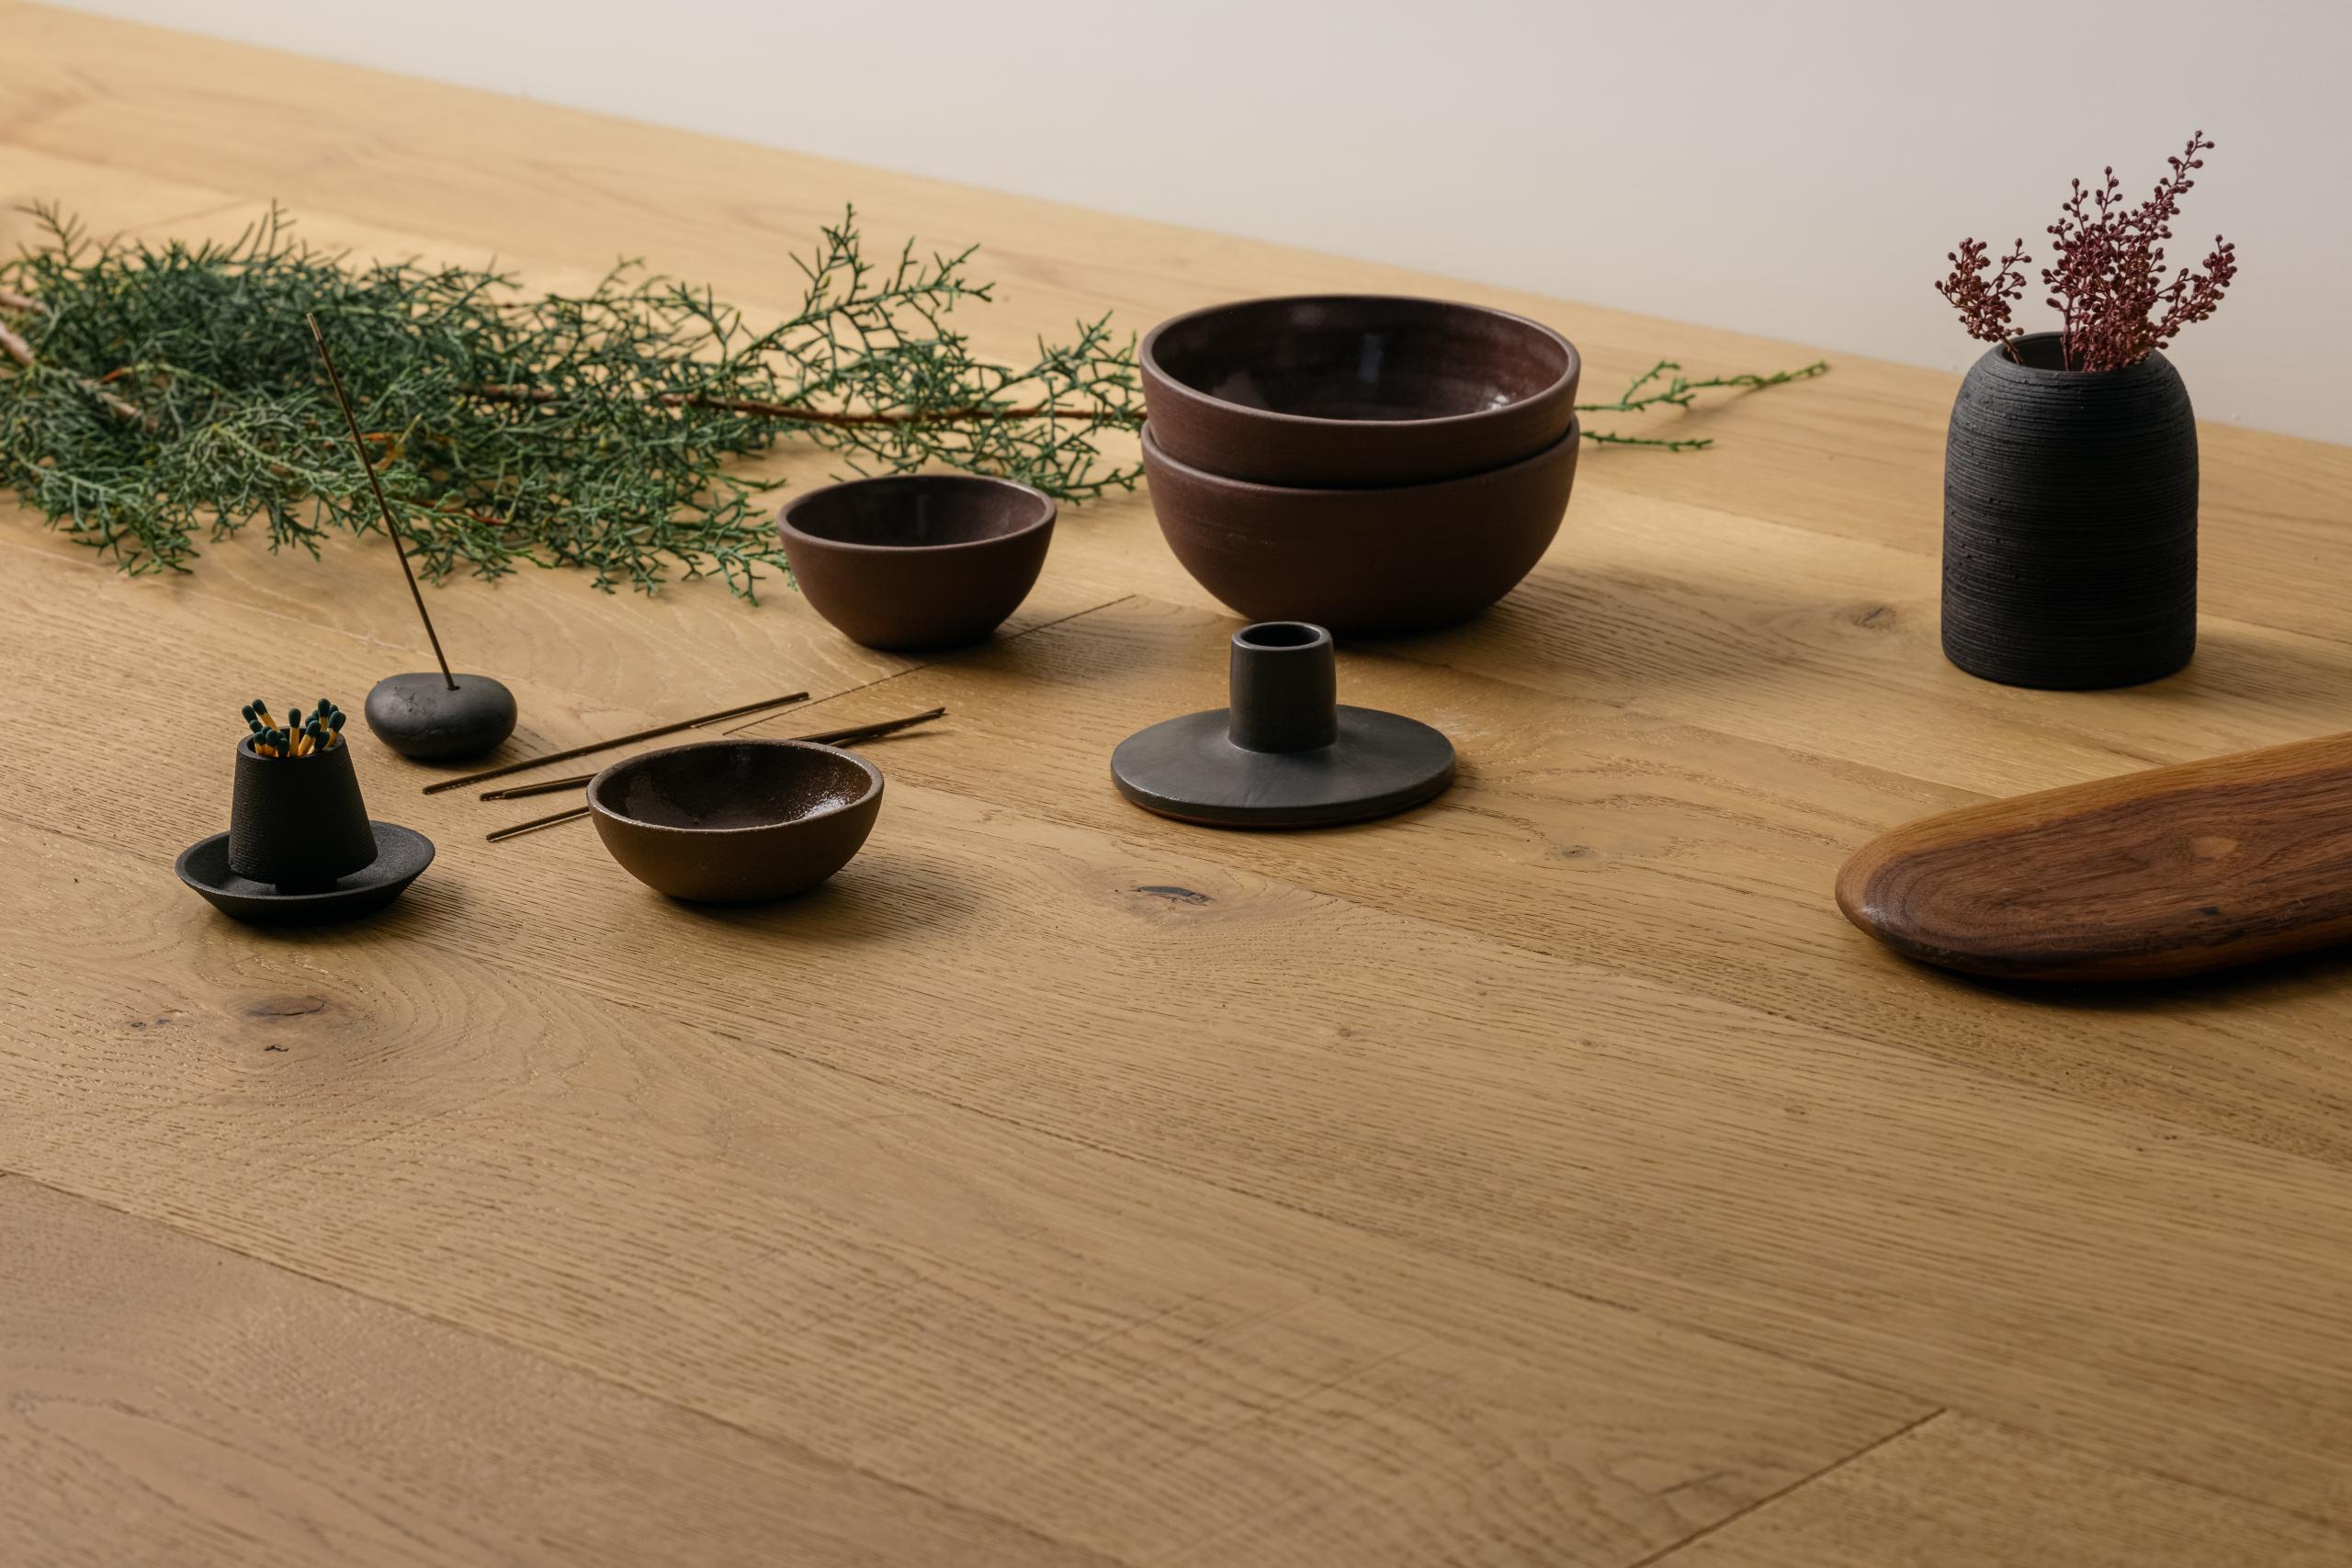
[1962,1413,2352,1544]
[648,988,1935,1415]
[1570,471,2352,660]
[0,532,456,672]
[1622,1406,1950,1568]
[0,1171,1136,1568]
[0,528,1133,745]
[661,972,2352,1542]
[722,593,1141,734]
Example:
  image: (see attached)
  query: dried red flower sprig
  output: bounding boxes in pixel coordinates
[1936,237,2032,359]
[1938,132,2238,372]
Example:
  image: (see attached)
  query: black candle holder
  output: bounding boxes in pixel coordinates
[1111,622,1454,829]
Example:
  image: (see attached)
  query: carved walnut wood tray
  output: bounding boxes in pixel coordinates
[1838,733,2352,981]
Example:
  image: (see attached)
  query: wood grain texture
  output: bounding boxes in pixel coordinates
[0,826,1930,1568]
[8,549,2352,1533]
[693,594,2352,1174]
[7,5,2352,1562]
[1839,732,2352,980]
[0,1176,1110,1568]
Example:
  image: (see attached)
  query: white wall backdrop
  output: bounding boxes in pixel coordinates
[51,0,2352,443]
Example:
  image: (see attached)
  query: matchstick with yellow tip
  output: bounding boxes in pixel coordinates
[237,696,349,760]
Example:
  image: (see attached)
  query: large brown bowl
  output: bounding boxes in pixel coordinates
[1141,417,1580,637]
[779,474,1055,650]
[1140,295,1579,487]
[587,739,882,903]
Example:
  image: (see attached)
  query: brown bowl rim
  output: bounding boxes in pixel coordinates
[586,739,884,837]
[778,473,1057,558]
[1140,412,1581,496]
[1140,294,1581,435]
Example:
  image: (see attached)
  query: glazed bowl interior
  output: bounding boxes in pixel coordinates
[784,474,1053,549]
[1147,297,1574,425]
[591,740,878,832]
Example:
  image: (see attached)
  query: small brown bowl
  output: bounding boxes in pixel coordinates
[1141,417,1580,637]
[779,474,1056,650]
[1140,295,1580,487]
[587,739,882,903]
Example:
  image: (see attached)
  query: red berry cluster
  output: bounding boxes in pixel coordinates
[1938,132,2238,372]
[1936,237,2032,353]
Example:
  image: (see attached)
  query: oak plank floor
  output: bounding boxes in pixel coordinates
[0,1177,1109,1568]
[0,823,1931,1567]
[6,4,2352,1561]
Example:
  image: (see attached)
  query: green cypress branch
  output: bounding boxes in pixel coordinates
[1575,357,1830,445]
[0,203,1831,601]
[0,203,1144,599]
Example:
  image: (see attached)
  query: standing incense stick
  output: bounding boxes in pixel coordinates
[310,311,521,762]
[309,313,454,692]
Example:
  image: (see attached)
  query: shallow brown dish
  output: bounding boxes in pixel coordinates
[1141,418,1579,637]
[1140,295,1579,487]
[779,474,1055,650]
[587,739,882,903]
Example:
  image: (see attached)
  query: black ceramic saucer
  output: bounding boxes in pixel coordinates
[175,820,435,926]
[1113,705,1454,828]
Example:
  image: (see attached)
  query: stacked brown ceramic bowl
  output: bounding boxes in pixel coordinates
[1140,296,1582,636]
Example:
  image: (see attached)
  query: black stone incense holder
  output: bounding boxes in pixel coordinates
[1111,622,1454,829]
[366,671,518,761]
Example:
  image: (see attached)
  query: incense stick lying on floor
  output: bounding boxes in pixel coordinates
[423,692,808,794]
[480,708,948,799]
[485,708,948,842]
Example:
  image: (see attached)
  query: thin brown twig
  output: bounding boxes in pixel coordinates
[471,382,1136,428]
[431,497,512,532]
[302,432,502,531]
[0,321,152,423]
[13,340,1133,434]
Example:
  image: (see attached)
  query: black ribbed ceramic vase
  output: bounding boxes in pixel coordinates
[1942,332,2198,689]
